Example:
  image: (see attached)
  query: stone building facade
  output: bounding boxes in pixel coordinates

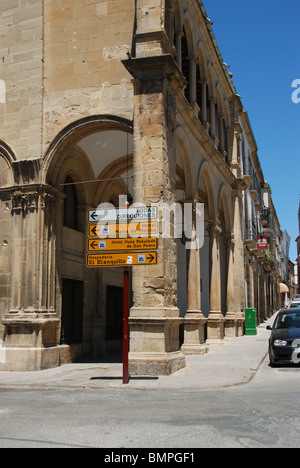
[0,0,288,373]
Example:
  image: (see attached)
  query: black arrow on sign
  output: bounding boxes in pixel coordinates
[91,226,98,236]
[90,241,98,250]
[147,253,155,263]
[90,210,109,221]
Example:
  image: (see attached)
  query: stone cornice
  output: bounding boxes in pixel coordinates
[0,183,65,201]
[122,53,186,89]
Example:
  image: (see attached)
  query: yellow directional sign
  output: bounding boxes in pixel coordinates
[88,221,159,238]
[87,252,157,268]
[88,238,157,252]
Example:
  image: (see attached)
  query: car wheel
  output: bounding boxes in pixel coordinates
[269,352,277,368]
[269,361,277,368]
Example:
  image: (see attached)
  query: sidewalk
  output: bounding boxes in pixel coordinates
[0,317,274,391]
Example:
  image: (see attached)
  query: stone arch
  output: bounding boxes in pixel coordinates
[214,88,223,145]
[43,114,134,216]
[217,184,232,316]
[0,156,13,189]
[95,153,133,204]
[181,19,195,103]
[42,114,133,185]
[196,45,206,104]
[165,0,182,46]
[218,184,232,234]
[206,67,214,98]
[182,18,195,56]
[197,47,206,80]
[49,145,95,207]
[197,160,217,318]
[0,140,15,188]
[175,128,197,199]
[0,79,6,104]
[222,103,230,158]
[197,160,216,220]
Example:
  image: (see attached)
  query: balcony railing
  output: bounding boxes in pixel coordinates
[245,221,257,250]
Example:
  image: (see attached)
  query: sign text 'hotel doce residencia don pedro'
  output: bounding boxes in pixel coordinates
[88,238,158,252]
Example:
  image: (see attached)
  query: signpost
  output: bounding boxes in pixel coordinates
[123,268,129,385]
[86,205,158,385]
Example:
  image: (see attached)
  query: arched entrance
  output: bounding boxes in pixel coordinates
[43,115,134,363]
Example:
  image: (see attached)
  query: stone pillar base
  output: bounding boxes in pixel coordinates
[1,315,60,371]
[236,318,245,337]
[181,344,208,356]
[0,344,76,372]
[181,313,208,355]
[129,351,185,376]
[206,314,225,344]
[224,316,245,339]
[224,315,237,339]
[0,346,62,372]
[129,308,185,376]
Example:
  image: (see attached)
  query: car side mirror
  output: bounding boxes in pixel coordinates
[266,325,272,331]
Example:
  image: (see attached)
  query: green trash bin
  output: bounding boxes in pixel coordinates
[245,308,257,336]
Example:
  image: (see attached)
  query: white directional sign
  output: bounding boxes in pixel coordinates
[88,206,158,223]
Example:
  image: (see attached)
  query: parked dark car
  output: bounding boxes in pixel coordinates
[267,308,300,366]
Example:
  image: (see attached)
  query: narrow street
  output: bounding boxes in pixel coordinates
[0,356,299,448]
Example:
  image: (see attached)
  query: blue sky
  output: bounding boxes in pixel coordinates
[205,0,300,262]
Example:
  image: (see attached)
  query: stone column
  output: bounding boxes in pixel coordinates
[248,261,255,308]
[9,194,24,314]
[263,270,269,320]
[208,97,216,139]
[1,186,62,371]
[22,193,41,315]
[181,201,207,355]
[38,192,59,315]
[188,56,196,106]
[218,115,225,154]
[200,81,207,124]
[224,233,237,338]
[207,220,225,343]
[227,190,246,336]
[123,55,186,375]
[231,125,242,179]
[175,32,183,70]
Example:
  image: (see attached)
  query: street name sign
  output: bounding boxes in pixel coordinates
[257,236,269,251]
[88,206,158,223]
[87,252,157,268]
[88,221,159,238]
[88,238,158,252]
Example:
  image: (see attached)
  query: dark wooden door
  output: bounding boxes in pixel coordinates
[61,279,83,344]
